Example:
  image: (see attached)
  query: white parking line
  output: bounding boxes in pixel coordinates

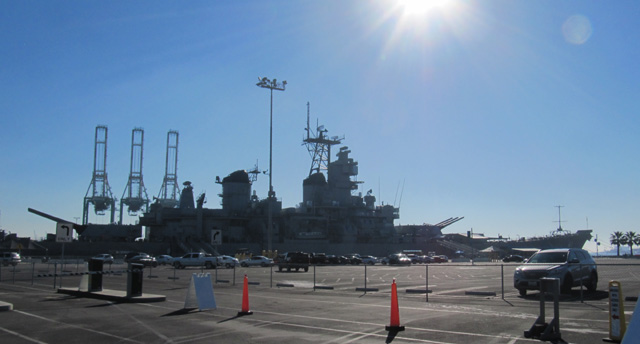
[13,310,144,343]
[0,326,49,344]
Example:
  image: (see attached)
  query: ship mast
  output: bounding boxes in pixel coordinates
[303,102,343,177]
[555,205,565,232]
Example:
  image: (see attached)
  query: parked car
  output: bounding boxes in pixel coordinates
[310,253,328,265]
[345,254,362,265]
[360,255,378,265]
[326,255,349,265]
[381,253,411,265]
[419,255,433,264]
[514,248,597,296]
[1,252,21,266]
[240,255,273,267]
[217,255,240,268]
[156,255,174,265]
[124,252,147,263]
[406,254,421,264]
[502,255,525,263]
[431,255,447,263]
[127,253,158,267]
[173,252,218,269]
[91,253,114,265]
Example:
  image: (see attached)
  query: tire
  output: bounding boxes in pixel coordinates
[304,267,309,272]
[205,261,214,269]
[561,274,573,294]
[261,263,267,267]
[278,266,283,272]
[225,263,231,268]
[586,272,598,292]
[518,289,527,296]
[173,262,182,269]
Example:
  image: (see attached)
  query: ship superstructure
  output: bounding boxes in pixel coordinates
[138,111,401,254]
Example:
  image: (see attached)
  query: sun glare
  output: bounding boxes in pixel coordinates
[398,0,451,16]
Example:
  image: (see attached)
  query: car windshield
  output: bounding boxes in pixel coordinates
[527,251,568,264]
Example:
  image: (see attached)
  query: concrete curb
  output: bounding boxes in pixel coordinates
[57,288,166,303]
[465,291,497,297]
[406,289,432,294]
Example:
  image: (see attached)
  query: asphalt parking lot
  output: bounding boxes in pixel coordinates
[0,258,638,343]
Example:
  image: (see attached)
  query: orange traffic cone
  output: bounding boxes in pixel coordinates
[385,279,405,332]
[238,275,253,316]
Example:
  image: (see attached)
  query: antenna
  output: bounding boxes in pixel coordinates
[555,205,565,231]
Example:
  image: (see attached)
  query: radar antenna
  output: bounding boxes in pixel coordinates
[247,160,261,184]
[302,102,343,177]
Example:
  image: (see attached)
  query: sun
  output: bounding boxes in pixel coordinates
[398,0,452,16]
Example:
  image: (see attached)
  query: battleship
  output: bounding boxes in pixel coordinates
[21,109,591,258]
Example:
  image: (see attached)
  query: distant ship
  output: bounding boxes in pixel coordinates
[487,229,593,250]
[443,206,593,253]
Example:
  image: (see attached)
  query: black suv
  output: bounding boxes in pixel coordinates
[276,251,310,272]
[514,248,597,296]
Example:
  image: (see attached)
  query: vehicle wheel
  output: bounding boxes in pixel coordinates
[561,274,573,294]
[518,289,527,296]
[241,263,248,267]
[278,266,283,272]
[261,263,267,267]
[225,263,231,268]
[173,262,182,269]
[295,267,300,272]
[369,262,375,265]
[205,261,214,269]
[287,267,291,272]
[152,262,158,268]
[586,272,598,292]
[304,267,308,272]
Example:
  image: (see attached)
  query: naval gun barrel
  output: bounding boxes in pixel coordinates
[27,208,86,233]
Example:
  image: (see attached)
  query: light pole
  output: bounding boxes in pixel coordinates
[256,77,286,253]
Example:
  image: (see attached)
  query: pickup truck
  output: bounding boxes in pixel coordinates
[173,252,218,269]
[276,251,310,272]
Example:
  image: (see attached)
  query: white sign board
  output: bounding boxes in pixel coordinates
[211,229,222,245]
[184,273,216,310]
[56,222,74,243]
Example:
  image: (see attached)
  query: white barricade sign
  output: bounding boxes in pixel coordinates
[184,273,216,310]
[609,281,627,342]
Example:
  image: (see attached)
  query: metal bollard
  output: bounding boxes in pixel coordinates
[524,277,561,341]
[501,264,504,300]
[426,264,429,303]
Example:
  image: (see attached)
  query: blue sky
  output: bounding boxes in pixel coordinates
[1,0,638,253]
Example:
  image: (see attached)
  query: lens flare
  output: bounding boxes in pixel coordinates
[562,15,592,45]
